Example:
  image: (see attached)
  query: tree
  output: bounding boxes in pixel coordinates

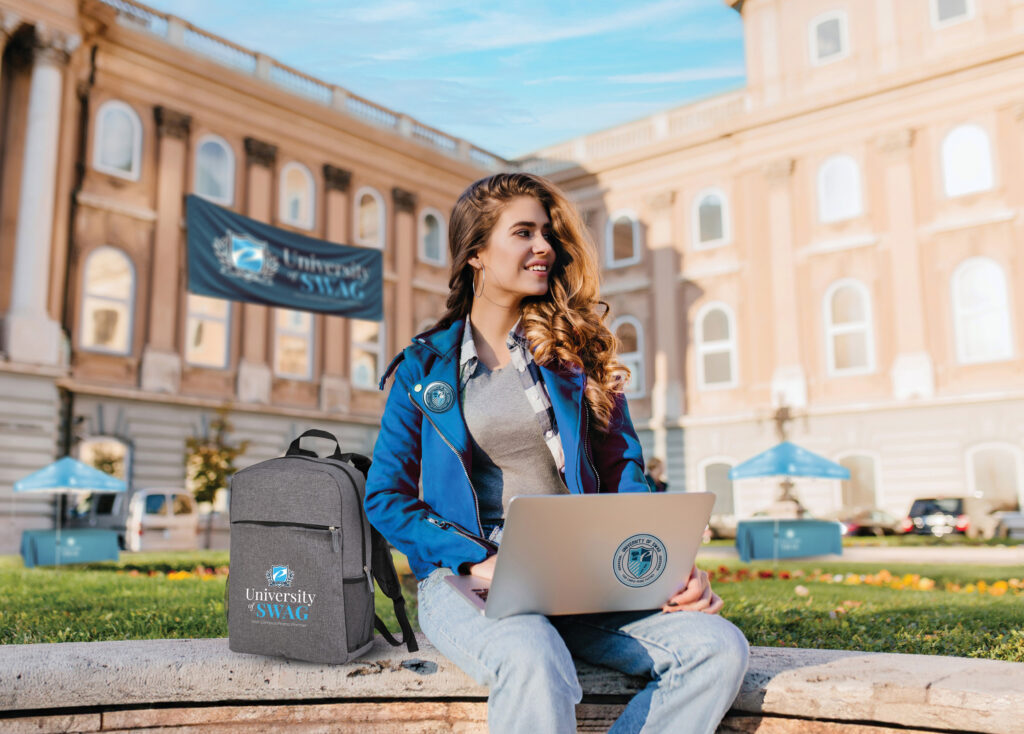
[185,408,249,549]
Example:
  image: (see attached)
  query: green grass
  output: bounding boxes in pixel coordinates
[1,554,1020,661]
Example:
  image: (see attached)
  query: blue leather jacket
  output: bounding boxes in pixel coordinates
[364,317,651,580]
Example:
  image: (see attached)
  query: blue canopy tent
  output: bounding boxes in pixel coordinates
[729,442,851,562]
[14,457,126,566]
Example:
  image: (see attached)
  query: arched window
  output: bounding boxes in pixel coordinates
[194,135,235,205]
[701,460,736,516]
[279,162,315,230]
[824,280,875,375]
[695,303,737,389]
[817,155,863,223]
[185,294,231,369]
[605,210,641,267]
[837,453,879,509]
[952,257,1013,364]
[612,316,645,398]
[967,445,1023,511]
[941,124,994,198]
[418,208,446,265]
[932,0,973,28]
[355,187,386,249]
[809,11,849,65]
[93,101,142,180]
[80,247,135,354]
[692,189,730,249]
[351,319,384,390]
[273,309,313,380]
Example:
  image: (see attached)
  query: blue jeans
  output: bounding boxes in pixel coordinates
[417,568,749,734]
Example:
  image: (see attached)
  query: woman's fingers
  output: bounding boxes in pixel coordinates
[662,567,723,614]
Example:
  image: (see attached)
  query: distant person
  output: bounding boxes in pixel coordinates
[365,172,748,733]
[645,456,668,493]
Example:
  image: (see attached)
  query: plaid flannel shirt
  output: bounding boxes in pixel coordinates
[459,317,566,474]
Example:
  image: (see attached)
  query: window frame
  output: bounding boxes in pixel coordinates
[931,0,974,29]
[604,209,642,268]
[278,161,316,230]
[611,315,646,399]
[79,246,136,356]
[808,10,850,67]
[273,308,315,381]
[698,456,738,516]
[951,257,1014,365]
[354,186,387,250]
[183,294,233,370]
[691,188,732,250]
[823,278,876,377]
[350,319,386,391]
[417,207,447,266]
[817,154,864,223]
[92,100,143,181]
[193,134,236,206]
[695,302,739,391]
[941,124,995,199]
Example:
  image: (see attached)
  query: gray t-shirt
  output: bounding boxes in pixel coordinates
[462,361,568,533]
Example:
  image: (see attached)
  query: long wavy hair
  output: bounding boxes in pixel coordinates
[436,172,629,432]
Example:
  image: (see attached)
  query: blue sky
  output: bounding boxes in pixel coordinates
[144,0,747,159]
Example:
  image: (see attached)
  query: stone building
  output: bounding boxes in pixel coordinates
[0,0,502,552]
[523,0,1024,522]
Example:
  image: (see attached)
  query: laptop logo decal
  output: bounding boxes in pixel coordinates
[613,534,667,587]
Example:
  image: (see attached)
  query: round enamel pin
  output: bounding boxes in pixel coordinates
[423,381,455,412]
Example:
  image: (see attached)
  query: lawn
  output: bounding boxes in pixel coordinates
[1,553,1020,661]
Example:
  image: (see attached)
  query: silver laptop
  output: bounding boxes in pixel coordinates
[445,492,715,618]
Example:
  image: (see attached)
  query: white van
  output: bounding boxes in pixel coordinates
[66,488,199,552]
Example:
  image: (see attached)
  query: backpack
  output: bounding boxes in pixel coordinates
[227,429,417,663]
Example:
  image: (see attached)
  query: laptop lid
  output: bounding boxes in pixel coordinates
[480,492,715,618]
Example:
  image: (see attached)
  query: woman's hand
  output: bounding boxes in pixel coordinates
[467,554,498,581]
[662,565,723,614]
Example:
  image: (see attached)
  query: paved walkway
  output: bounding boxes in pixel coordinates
[697,543,1024,567]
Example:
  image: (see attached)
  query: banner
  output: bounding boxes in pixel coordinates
[186,194,383,320]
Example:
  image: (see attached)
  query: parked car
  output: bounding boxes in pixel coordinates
[66,487,199,551]
[902,497,1000,539]
[829,507,905,537]
[994,511,1024,539]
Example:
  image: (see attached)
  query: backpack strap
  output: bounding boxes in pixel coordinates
[370,525,418,653]
[286,429,344,459]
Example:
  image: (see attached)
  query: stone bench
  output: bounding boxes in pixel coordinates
[0,636,1021,733]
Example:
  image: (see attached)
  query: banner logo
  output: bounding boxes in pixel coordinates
[613,534,667,587]
[213,232,279,285]
[266,564,294,588]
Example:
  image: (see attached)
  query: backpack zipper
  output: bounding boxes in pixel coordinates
[408,393,487,538]
[232,520,342,553]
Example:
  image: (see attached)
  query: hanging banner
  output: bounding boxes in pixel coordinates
[186,194,383,320]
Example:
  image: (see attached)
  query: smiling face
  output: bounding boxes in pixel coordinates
[469,196,556,308]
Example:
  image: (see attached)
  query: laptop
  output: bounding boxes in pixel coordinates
[445,492,715,618]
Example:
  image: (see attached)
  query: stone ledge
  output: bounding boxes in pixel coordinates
[0,636,1022,733]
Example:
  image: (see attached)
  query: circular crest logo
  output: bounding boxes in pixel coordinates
[423,381,455,412]
[612,534,667,588]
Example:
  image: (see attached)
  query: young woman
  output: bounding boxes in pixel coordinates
[365,172,748,733]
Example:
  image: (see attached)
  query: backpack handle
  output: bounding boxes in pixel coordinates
[286,429,344,459]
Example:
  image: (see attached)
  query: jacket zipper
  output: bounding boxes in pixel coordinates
[425,516,497,553]
[408,393,487,537]
[582,406,601,494]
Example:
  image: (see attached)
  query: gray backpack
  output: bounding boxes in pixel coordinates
[227,429,416,663]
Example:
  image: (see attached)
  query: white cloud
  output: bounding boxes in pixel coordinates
[609,66,746,84]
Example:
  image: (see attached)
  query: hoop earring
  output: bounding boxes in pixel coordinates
[473,266,485,298]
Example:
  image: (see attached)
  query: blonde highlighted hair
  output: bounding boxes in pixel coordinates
[436,172,630,432]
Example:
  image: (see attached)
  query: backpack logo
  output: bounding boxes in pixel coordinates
[612,534,667,587]
[267,564,294,587]
[423,381,455,412]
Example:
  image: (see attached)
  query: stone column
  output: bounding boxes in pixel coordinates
[0,12,22,92]
[236,137,276,404]
[645,190,682,462]
[876,129,933,400]
[392,187,417,353]
[140,106,191,393]
[320,164,352,413]
[2,26,80,365]
[763,157,807,408]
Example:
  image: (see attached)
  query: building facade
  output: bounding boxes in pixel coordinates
[0,0,502,552]
[524,0,1024,522]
